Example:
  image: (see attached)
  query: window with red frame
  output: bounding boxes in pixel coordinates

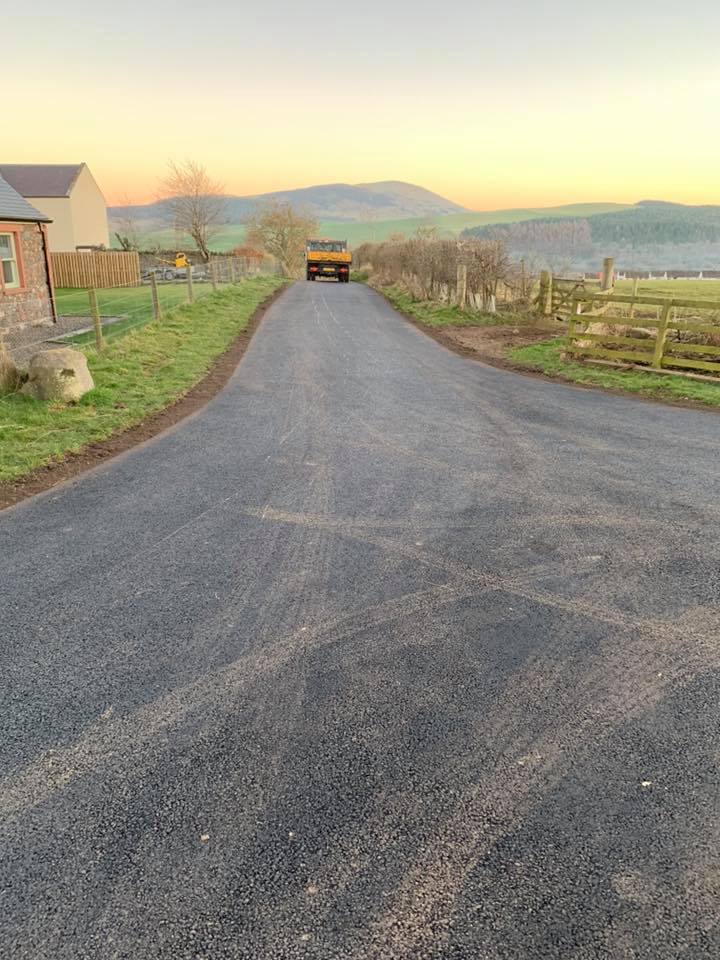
[0,231,22,291]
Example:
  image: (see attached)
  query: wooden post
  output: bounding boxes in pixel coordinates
[538,271,552,315]
[229,258,236,283]
[566,298,581,354]
[186,264,194,304]
[150,273,162,321]
[629,276,639,319]
[652,301,672,369]
[88,288,104,351]
[210,259,218,292]
[456,263,467,310]
[601,257,615,291]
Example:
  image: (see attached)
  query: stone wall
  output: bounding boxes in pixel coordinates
[0,223,54,339]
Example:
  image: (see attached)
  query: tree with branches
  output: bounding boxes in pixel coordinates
[160,161,227,262]
[245,203,318,278]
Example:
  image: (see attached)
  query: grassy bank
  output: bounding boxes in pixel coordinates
[1,276,284,483]
[509,338,720,408]
[373,284,522,328]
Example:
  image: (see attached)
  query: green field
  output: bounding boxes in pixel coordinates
[1,277,284,483]
[615,278,720,300]
[56,282,231,343]
[117,202,633,252]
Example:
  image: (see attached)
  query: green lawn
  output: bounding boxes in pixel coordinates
[56,282,231,344]
[508,338,720,408]
[1,276,284,483]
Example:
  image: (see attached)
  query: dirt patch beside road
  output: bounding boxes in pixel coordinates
[438,323,558,363]
[395,311,559,370]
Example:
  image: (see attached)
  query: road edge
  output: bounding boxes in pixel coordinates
[0,282,290,512]
[365,283,720,415]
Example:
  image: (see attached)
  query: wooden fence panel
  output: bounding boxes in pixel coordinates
[51,252,141,288]
[565,291,720,380]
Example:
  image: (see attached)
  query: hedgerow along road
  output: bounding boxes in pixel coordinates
[2,280,719,959]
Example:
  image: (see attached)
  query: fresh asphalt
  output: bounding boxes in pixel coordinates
[2,280,720,959]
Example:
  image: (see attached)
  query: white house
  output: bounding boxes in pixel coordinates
[0,163,109,252]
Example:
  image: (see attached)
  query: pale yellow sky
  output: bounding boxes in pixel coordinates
[5,2,720,209]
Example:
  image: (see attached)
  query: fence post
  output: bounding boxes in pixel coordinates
[565,297,582,357]
[150,273,162,321]
[456,263,467,310]
[629,276,639,320]
[210,259,218,292]
[186,264,194,304]
[538,271,552,314]
[601,257,615,291]
[229,259,236,283]
[88,288,104,351]
[652,301,672,369]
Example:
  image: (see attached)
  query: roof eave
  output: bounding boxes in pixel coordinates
[0,214,52,224]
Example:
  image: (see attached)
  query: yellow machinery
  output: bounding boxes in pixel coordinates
[306,239,352,282]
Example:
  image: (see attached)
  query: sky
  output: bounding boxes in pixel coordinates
[5,1,720,210]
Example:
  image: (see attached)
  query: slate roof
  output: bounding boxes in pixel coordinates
[0,163,84,198]
[0,175,51,222]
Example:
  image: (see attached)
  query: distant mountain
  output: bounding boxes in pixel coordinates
[109,180,467,227]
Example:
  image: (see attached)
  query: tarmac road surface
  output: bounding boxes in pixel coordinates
[2,280,720,959]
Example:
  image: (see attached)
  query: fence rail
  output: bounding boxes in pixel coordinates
[565,291,720,378]
[51,251,141,288]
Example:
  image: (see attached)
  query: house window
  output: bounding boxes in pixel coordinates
[0,232,22,290]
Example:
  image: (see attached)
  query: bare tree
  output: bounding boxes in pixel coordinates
[245,203,318,278]
[113,194,143,251]
[160,161,227,262]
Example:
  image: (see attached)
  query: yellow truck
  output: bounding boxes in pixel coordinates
[305,238,352,283]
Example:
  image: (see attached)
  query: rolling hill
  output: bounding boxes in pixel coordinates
[110,182,632,251]
[109,180,467,229]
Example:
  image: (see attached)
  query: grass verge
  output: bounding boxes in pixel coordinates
[509,338,720,408]
[1,276,284,484]
[372,284,522,328]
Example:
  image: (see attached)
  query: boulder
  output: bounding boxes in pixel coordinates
[0,340,20,394]
[20,347,94,402]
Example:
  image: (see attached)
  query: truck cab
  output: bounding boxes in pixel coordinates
[306,239,352,282]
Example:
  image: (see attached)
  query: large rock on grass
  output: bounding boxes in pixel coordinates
[0,340,20,394]
[21,347,94,402]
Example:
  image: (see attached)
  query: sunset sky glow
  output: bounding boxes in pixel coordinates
[6,0,720,209]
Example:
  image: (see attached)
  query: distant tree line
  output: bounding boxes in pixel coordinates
[461,202,720,271]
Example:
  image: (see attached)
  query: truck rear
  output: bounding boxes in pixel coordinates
[306,239,352,282]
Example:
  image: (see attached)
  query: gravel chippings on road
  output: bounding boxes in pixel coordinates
[2,281,720,959]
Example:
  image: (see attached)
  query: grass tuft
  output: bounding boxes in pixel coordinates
[509,338,720,408]
[375,284,522,328]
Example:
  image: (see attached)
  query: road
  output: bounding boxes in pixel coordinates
[2,280,720,959]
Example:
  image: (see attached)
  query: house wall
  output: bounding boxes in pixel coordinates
[26,197,75,251]
[0,222,54,338]
[69,165,109,249]
[25,166,109,252]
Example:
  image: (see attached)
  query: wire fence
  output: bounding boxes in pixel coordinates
[3,257,276,359]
